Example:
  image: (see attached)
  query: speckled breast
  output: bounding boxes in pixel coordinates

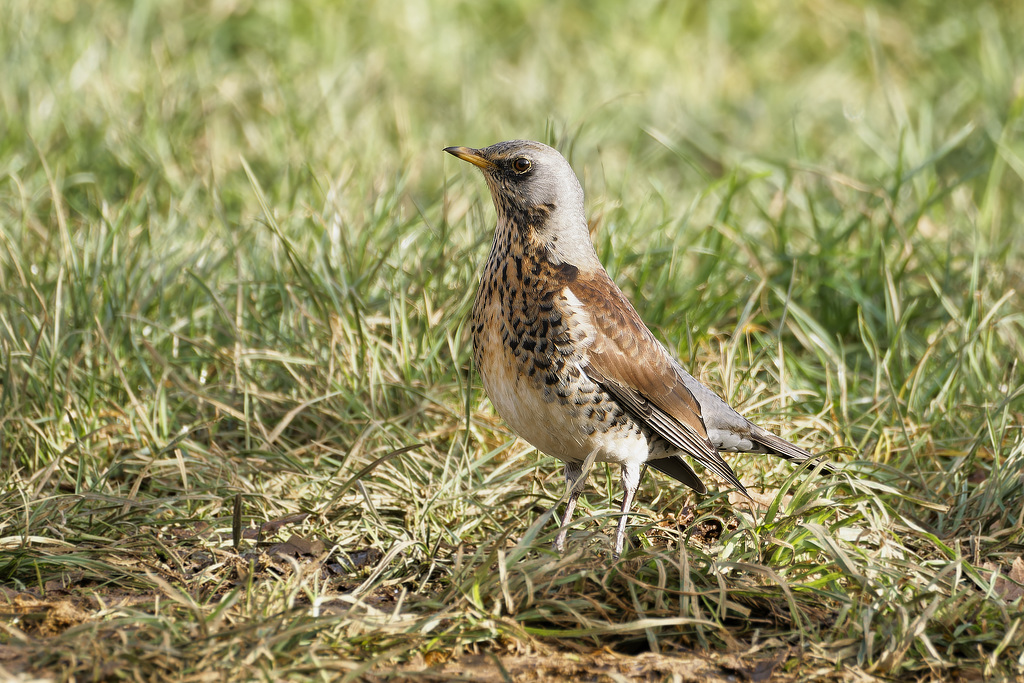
[471,248,649,466]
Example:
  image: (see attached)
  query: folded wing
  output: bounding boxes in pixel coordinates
[569,271,747,494]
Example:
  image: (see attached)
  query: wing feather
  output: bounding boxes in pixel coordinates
[569,271,747,494]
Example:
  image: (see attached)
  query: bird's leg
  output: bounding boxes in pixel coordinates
[626,463,651,552]
[553,460,588,552]
[612,462,642,558]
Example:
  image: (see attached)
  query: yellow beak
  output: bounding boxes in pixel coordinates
[444,146,495,170]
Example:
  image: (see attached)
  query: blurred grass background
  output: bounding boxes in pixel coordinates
[1,0,1023,680]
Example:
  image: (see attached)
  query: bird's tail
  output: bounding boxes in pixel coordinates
[749,424,838,475]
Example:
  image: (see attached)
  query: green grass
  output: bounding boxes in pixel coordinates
[2,0,1023,680]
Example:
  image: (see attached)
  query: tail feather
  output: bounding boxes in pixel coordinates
[647,455,710,494]
[749,425,837,475]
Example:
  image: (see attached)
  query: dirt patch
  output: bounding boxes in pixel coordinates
[0,588,92,637]
[384,648,797,682]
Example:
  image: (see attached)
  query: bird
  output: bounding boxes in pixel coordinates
[445,140,834,557]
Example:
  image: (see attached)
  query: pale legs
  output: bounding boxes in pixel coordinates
[553,458,642,558]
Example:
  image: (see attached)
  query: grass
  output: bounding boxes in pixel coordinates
[1,0,1023,680]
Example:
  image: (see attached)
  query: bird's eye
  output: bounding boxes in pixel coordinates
[512,157,532,174]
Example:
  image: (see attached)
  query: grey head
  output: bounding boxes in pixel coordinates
[445,140,602,270]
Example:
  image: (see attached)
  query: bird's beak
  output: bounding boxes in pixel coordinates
[444,146,495,171]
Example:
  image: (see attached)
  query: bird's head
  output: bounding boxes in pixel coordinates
[445,140,599,268]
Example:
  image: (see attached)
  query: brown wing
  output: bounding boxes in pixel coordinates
[570,270,747,494]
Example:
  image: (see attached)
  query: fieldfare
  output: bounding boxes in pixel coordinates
[445,140,833,557]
